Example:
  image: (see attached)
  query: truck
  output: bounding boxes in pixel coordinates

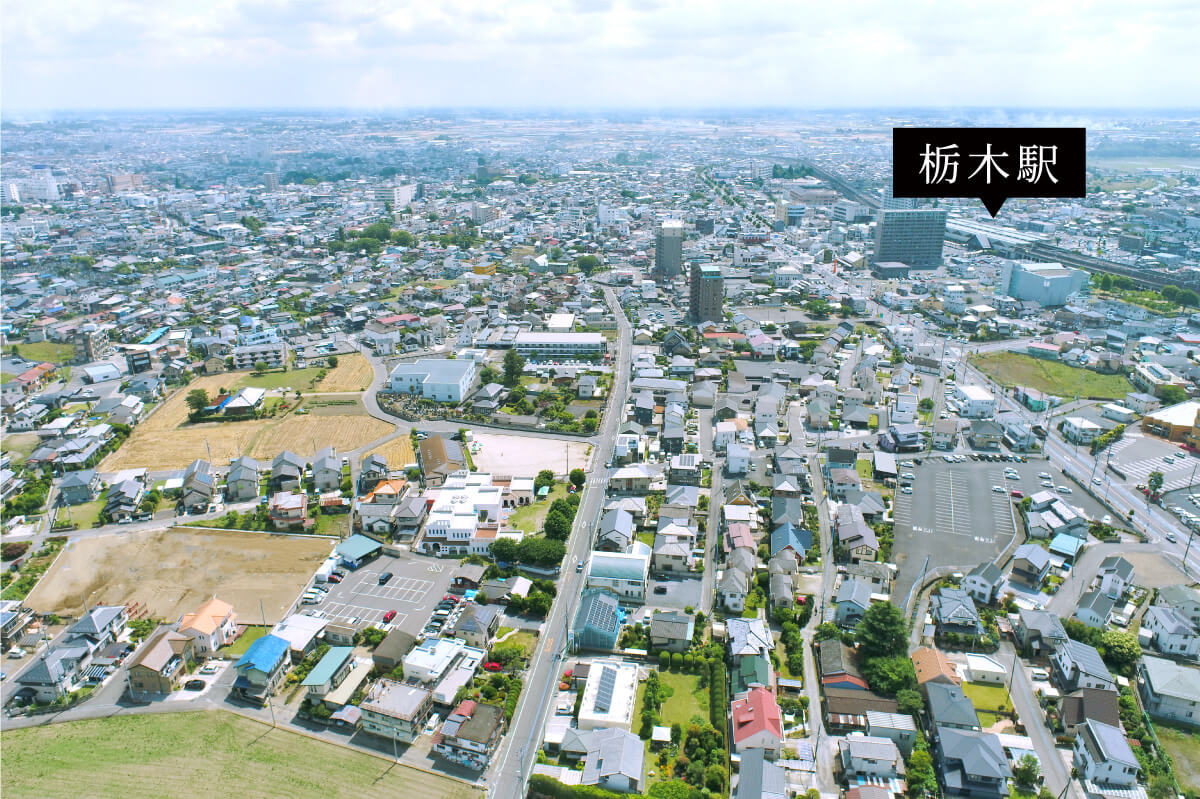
[314,557,338,583]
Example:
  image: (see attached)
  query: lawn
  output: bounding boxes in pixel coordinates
[10,340,75,364]
[233,366,327,392]
[57,496,106,529]
[312,512,349,537]
[0,710,480,799]
[854,459,872,481]
[0,432,40,466]
[962,682,1012,718]
[636,531,656,548]
[969,351,1131,400]
[505,631,539,659]
[634,669,709,729]
[1157,724,1200,792]
[506,484,568,533]
[219,625,268,657]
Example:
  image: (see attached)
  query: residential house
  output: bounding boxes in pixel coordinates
[419,435,467,487]
[1053,640,1116,692]
[270,451,306,492]
[372,630,417,673]
[1142,605,1200,659]
[177,597,238,657]
[58,468,101,505]
[839,735,905,782]
[1074,590,1117,630]
[596,509,634,552]
[927,682,981,732]
[649,611,695,653]
[233,633,291,705]
[564,727,645,793]
[69,605,128,649]
[865,711,918,758]
[730,685,784,759]
[301,646,356,700]
[225,456,261,502]
[931,588,985,638]
[1015,609,1069,658]
[312,447,343,492]
[962,562,1004,606]
[434,699,506,770]
[836,578,875,629]
[181,458,215,513]
[360,678,434,743]
[912,646,962,690]
[586,551,650,603]
[573,588,622,653]
[1073,719,1140,789]
[1097,556,1135,601]
[1059,688,1121,737]
[448,604,502,649]
[1010,544,1052,588]
[1156,585,1200,630]
[1139,655,1200,726]
[934,727,1012,799]
[126,628,195,697]
[358,453,390,495]
[818,641,868,691]
[16,645,92,703]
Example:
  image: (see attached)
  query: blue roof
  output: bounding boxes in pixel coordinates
[138,326,170,345]
[301,647,354,686]
[336,534,383,561]
[236,634,289,673]
[771,523,812,556]
[1050,533,1085,556]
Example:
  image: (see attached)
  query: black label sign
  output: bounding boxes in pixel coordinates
[892,127,1086,217]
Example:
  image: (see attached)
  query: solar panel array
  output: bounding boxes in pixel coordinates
[594,666,617,713]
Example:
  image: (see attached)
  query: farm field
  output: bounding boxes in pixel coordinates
[315,353,373,391]
[366,435,416,470]
[0,711,480,799]
[100,374,388,470]
[24,527,332,625]
[969,351,1131,400]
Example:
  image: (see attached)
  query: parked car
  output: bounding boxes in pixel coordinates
[183,679,206,691]
[383,610,397,623]
[379,572,394,585]
[653,585,668,595]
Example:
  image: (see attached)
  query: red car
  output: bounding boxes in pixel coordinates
[483,662,502,672]
[327,574,342,584]
[1010,489,1023,498]
[383,610,397,623]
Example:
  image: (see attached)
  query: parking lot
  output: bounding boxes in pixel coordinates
[892,457,1031,604]
[310,553,454,636]
[1106,432,1200,494]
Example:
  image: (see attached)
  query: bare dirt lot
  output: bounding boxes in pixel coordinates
[25,527,332,624]
[315,353,373,392]
[100,375,391,471]
[469,432,593,477]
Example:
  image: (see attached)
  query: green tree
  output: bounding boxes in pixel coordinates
[1158,385,1187,406]
[535,469,556,493]
[896,688,924,717]
[861,655,917,696]
[569,468,586,490]
[253,360,269,374]
[856,602,908,661]
[1148,470,1165,495]
[185,389,210,415]
[516,536,566,566]
[1100,629,1142,674]
[542,510,571,541]
[906,749,938,797]
[479,365,500,385]
[814,622,841,642]
[574,254,601,275]
[327,355,339,368]
[1148,775,1176,799]
[1178,289,1199,307]
[489,538,519,563]
[1012,753,1040,788]
[503,349,525,386]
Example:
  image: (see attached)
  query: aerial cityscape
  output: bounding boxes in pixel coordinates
[2,4,1200,799]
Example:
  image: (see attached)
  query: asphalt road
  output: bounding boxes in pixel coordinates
[486,286,631,799]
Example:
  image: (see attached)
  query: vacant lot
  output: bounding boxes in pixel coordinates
[24,527,332,625]
[1,432,40,466]
[316,353,373,392]
[969,352,1131,400]
[10,340,75,364]
[233,366,326,392]
[470,432,592,477]
[367,435,416,470]
[1158,724,1200,791]
[0,711,480,799]
[246,413,391,460]
[101,374,390,470]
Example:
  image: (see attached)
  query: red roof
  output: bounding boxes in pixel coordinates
[454,699,477,718]
[730,686,783,744]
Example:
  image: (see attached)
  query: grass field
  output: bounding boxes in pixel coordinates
[56,496,106,529]
[963,682,1012,729]
[970,351,1131,400]
[367,435,417,470]
[234,366,326,392]
[507,484,568,533]
[0,432,40,466]
[219,625,268,657]
[24,527,333,625]
[101,374,390,471]
[1157,724,1200,791]
[315,353,373,392]
[9,340,75,364]
[0,711,480,799]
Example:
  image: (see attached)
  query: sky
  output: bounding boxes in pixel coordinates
[3,0,1199,112]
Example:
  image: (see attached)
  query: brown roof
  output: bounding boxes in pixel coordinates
[823,687,899,716]
[419,435,465,475]
[1061,688,1120,730]
[127,628,191,674]
[911,646,962,686]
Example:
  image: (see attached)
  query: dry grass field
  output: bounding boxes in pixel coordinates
[367,435,417,469]
[100,375,389,471]
[315,352,374,392]
[24,527,332,624]
[247,413,391,460]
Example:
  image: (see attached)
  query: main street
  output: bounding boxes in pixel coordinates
[487,285,632,799]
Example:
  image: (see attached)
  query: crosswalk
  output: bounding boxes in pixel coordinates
[1116,451,1199,493]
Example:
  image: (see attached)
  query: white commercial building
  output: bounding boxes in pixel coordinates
[954,385,996,419]
[578,659,640,732]
[402,637,484,685]
[513,332,606,357]
[420,473,504,556]
[546,313,576,333]
[388,358,477,403]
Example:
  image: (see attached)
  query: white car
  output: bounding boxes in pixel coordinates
[1102,515,1112,525]
[901,486,913,494]
[1038,472,1051,480]
[1091,477,1103,486]
[902,472,916,480]
[1056,485,1072,494]
[1166,532,1178,543]
[1040,480,1054,488]
[992,485,1005,493]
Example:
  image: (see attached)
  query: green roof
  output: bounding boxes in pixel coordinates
[301,647,355,687]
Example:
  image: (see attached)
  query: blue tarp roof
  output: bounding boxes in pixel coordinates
[138,326,170,345]
[336,534,383,561]
[236,634,289,673]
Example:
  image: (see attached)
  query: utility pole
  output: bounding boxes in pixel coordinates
[259,598,277,728]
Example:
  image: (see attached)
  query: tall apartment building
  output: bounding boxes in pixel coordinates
[74,325,110,364]
[690,264,724,323]
[375,183,417,207]
[262,172,280,192]
[106,173,144,193]
[654,220,684,281]
[872,208,947,269]
[232,341,288,370]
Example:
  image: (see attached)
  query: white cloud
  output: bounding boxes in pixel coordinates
[2,0,1198,109]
